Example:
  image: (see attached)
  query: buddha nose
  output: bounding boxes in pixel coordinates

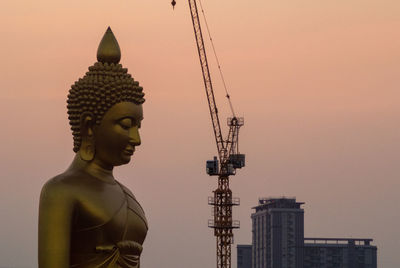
[129,127,141,146]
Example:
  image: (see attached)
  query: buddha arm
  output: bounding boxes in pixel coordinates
[38,180,75,268]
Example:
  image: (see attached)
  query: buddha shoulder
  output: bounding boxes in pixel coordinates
[118,181,137,199]
[40,169,89,202]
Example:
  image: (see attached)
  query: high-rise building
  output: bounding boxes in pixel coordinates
[242,197,378,268]
[251,197,305,268]
[237,245,252,268]
[304,238,377,268]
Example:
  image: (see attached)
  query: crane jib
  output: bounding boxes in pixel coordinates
[188,0,225,162]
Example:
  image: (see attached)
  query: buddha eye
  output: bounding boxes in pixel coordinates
[119,118,133,130]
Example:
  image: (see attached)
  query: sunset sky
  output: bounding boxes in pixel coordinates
[1,0,399,267]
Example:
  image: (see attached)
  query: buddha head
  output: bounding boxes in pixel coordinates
[67,27,145,168]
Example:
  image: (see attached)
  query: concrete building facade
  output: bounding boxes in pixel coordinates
[304,238,377,268]
[251,197,304,268]
[237,244,252,268]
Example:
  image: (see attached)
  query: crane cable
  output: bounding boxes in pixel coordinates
[197,0,236,118]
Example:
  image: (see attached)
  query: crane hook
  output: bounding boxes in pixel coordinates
[171,0,176,9]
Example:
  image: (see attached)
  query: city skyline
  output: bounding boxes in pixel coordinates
[1,0,399,267]
[242,197,377,268]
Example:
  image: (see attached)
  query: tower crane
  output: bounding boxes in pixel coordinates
[172,1,245,268]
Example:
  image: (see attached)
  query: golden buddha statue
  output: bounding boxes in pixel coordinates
[38,27,148,268]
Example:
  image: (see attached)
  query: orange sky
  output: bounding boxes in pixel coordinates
[1,0,399,267]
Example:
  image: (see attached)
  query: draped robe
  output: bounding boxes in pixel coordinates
[70,182,148,268]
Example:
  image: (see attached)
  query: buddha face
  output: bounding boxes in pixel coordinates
[93,102,143,169]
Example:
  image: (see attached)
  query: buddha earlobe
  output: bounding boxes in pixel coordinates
[79,114,95,161]
[79,138,95,161]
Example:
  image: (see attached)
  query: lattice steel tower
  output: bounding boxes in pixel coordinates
[172,1,246,267]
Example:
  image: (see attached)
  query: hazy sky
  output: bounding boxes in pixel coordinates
[1,0,399,267]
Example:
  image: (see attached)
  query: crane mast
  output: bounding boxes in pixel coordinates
[175,1,245,267]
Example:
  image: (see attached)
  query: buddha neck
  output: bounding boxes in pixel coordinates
[68,154,116,184]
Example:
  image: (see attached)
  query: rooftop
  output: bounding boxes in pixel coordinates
[304,238,374,246]
[253,197,304,211]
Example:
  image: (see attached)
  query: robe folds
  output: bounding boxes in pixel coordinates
[70,182,148,268]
